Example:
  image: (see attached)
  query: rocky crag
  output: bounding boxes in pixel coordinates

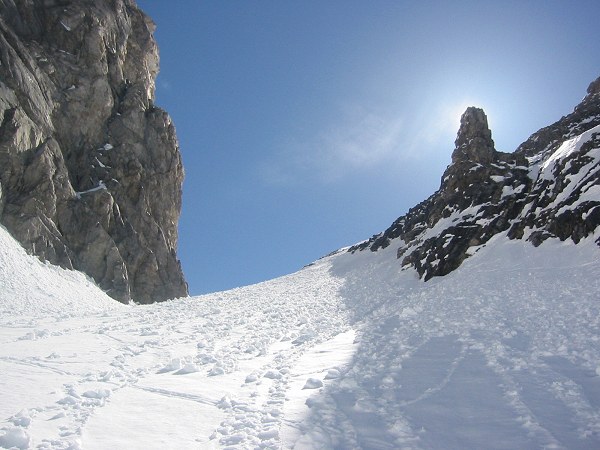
[352,76,600,279]
[0,0,188,303]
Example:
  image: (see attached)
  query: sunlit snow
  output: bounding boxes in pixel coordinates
[1,222,600,449]
[540,123,600,179]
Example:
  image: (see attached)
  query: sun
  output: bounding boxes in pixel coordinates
[450,100,479,128]
[433,100,481,138]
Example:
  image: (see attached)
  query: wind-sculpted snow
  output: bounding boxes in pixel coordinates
[1,226,600,448]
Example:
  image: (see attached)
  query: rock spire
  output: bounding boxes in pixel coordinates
[452,107,496,164]
[350,75,600,281]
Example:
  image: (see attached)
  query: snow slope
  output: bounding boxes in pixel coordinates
[0,225,121,317]
[1,221,600,449]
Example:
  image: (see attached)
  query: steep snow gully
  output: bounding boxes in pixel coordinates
[2,77,600,448]
[1,220,600,449]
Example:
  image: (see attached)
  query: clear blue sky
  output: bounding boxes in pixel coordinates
[136,0,600,295]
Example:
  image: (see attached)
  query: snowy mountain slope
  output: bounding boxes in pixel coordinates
[321,234,600,449]
[1,77,600,449]
[0,229,350,449]
[1,222,600,449]
[352,77,600,282]
[0,225,121,317]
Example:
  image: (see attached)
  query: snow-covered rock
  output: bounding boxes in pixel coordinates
[351,76,600,282]
[302,378,324,390]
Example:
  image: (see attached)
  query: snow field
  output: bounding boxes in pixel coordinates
[0,225,121,317]
[318,233,600,449]
[1,222,600,449]
[1,236,352,449]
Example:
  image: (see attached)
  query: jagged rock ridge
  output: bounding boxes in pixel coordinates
[351,76,600,280]
[0,0,188,303]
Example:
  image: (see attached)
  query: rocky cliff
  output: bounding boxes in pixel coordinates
[351,76,600,279]
[0,0,188,303]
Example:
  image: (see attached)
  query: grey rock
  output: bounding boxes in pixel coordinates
[0,0,188,303]
[452,106,496,165]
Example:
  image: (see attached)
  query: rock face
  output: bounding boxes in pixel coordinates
[351,76,600,280]
[0,0,188,303]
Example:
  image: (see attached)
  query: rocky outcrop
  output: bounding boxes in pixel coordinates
[0,0,188,303]
[507,77,600,245]
[351,76,600,281]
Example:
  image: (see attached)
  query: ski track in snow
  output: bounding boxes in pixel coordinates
[1,223,600,449]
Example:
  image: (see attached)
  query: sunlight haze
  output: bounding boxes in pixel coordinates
[137,0,600,294]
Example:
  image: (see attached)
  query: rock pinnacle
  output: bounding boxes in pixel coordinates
[452,107,496,164]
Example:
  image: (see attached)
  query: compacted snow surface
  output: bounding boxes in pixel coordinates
[1,224,600,449]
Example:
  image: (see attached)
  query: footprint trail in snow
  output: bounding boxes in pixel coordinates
[1,224,600,449]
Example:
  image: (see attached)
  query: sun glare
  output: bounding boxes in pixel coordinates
[432,100,481,139]
[450,101,478,128]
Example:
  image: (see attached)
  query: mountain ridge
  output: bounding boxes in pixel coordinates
[350,75,600,281]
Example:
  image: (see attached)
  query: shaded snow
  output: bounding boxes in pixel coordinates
[1,223,600,449]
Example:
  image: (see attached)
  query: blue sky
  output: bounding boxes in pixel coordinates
[136,0,600,295]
